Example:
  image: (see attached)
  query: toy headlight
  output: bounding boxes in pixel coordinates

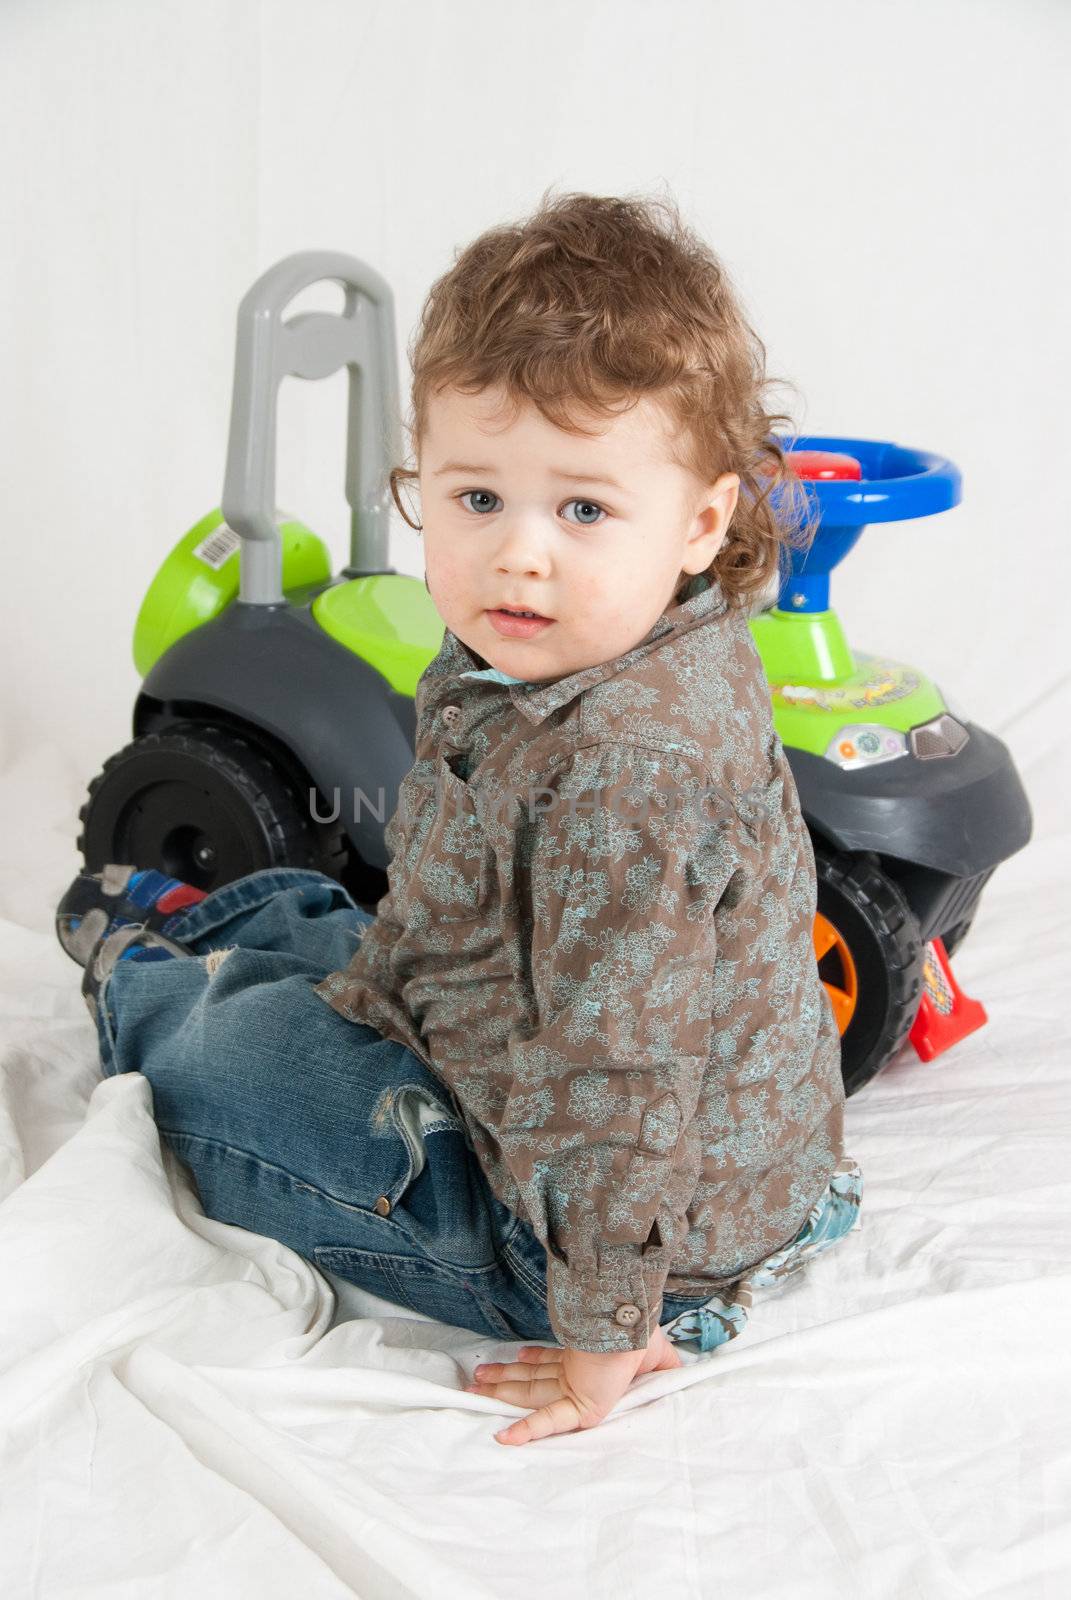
[909,713,970,760]
[824,724,909,770]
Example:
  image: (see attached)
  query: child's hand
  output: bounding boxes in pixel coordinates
[465,1322,683,1447]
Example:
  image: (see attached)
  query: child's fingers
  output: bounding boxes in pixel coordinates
[495,1397,587,1446]
[463,1346,566,1409]
[466,1371,561,1407]
[472,1347,560,1384]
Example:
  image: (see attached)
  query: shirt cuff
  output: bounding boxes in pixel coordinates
[546,1242,673,1353]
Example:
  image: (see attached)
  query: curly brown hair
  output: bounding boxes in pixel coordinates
[389,186,816,613]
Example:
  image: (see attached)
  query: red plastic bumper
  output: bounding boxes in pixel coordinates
[908,936,988,1062]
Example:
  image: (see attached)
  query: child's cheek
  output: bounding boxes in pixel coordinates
[422,542,466,619]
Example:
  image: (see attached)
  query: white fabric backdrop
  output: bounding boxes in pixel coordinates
[0,690,1067,1595]
[1,0,1068,782]
[2,1,1069,1594]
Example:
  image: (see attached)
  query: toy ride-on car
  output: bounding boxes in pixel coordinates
[758,443,1031,1092]
[76,251,1033,1097]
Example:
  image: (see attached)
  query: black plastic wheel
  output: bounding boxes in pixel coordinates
[813,845,925,1097]
[77,720,346,894]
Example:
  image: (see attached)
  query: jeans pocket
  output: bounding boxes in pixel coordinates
[384,1084,505,1272]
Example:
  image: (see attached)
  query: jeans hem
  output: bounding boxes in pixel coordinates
[164,867,360,945]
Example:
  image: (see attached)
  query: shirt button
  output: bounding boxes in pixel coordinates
[613,1303,642,1328]
[374,1196,391,1216]
[441,705,461,727]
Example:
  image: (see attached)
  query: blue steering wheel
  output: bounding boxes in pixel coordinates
[769,435,962,613]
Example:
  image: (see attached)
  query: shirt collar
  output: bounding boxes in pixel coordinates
[445,573,730,726]
[459,665,530,686]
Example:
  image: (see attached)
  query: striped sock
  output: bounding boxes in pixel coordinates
[122,869,209,933]
[56,864,210,970]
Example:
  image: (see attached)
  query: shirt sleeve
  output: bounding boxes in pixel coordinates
[499,743,747,1353]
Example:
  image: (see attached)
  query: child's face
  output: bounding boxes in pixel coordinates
[418,384,739,681]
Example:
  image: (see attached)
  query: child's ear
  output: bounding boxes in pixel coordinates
[709,472,740,533]
[690,472,739,565]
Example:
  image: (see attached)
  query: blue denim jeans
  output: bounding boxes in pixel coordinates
[95,867,864,1350]
[93,866,726,1345]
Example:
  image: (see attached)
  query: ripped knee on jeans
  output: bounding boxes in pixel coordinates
[204,946,237,976]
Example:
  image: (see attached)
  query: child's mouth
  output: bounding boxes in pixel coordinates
[486,608,555,639]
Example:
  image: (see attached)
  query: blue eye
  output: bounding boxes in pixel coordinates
[561,499,606,526]
[458,490,502,515]
[455,491,606,525]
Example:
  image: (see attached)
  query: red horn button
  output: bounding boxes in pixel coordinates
[786,450,863,481]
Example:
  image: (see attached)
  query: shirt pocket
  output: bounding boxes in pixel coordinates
[407,751,494,923]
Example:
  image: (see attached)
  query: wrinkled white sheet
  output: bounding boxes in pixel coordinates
[1,692,1069,1599]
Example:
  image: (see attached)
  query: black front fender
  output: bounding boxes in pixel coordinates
[137,602,418,871]
[787,720,1033,878]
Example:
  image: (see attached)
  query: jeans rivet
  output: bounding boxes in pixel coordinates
[374,1195,391,1216]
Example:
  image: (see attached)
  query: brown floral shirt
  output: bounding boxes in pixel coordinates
[314,574,847,1352]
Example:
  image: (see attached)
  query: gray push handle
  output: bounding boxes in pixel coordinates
[221,251,402,605]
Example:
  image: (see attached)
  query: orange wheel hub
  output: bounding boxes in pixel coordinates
[813,911,858,1034]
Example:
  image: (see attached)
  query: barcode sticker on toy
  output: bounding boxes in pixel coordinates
[193,524,240,569]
